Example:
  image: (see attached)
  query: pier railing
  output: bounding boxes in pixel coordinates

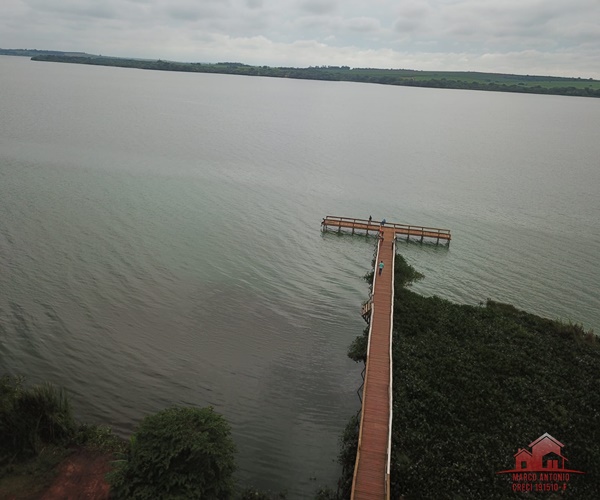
[351,230,380,499]
[321,215,451,242]
[386,247,395,497]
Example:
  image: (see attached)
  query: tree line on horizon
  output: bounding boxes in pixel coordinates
[26,53,600,98]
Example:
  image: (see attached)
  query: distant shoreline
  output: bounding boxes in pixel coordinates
[4,48,597,98]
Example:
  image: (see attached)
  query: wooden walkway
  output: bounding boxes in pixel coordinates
[351,224,395,499]
[321,216,451,499]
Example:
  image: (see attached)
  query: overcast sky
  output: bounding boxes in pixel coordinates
[3,0,600,78]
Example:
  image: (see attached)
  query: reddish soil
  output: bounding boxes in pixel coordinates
[38,448,112,500]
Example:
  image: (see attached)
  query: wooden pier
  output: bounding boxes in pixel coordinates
[321,216,451,244]
[321,216,451,499]
[351,224,395,499]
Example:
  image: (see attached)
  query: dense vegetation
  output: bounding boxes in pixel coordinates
[0,376,126,497]
[108,406,236,499]
[339,255,599,499]
[0,376,76,459]
[0,48,87,57]
[0,378,289,498]
[3,255,598,498]
[30,54,600,98]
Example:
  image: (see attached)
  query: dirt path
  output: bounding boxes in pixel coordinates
[38,448,112,500]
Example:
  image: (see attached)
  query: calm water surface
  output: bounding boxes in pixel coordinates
[1,56,599,497]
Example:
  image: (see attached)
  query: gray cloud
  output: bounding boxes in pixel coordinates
[393,17,422,35]
[165,4,223,22]
[345,17,380,33]
[440,1,588,44]
[2,0,599,78]
[298,0,338,16]
[24,0,118,19]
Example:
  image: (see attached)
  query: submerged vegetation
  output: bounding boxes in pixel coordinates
[337,254,599,499]
[29,53,600,98]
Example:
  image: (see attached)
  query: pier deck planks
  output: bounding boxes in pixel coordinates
[351,226,395,500]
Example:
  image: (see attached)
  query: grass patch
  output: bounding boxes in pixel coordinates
[0,377,124,498]
[0,376,76,460]
[0,445,71,499]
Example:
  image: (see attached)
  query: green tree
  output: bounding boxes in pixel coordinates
[108,406,236,499]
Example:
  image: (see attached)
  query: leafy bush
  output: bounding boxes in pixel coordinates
[336,413,359,499]
[314,487,340,499]
[108,406,236,499]
[0,375,21,458]
[74,424,127,454]
[0,376,76,460]
[392,255,424,288]
[347,328,368,363]
[238,487,287,499]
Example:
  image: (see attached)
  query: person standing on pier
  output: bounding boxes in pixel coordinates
[368,215,372,224]
[378,260,384,275]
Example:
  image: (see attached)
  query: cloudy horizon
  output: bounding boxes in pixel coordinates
[3,0,600,79]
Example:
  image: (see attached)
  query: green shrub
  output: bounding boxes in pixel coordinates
[0,375,22,458]
[238,487,287,499]
[74,424,127,454]
[336,414,359,499]
[347,328,368,363]
[393,255,424,288]
[314,487,340,500]
[108,406,236,499]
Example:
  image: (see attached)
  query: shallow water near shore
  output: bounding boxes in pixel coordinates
[1,55,599,497]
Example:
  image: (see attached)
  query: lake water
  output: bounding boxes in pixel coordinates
[1,55,599,497]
